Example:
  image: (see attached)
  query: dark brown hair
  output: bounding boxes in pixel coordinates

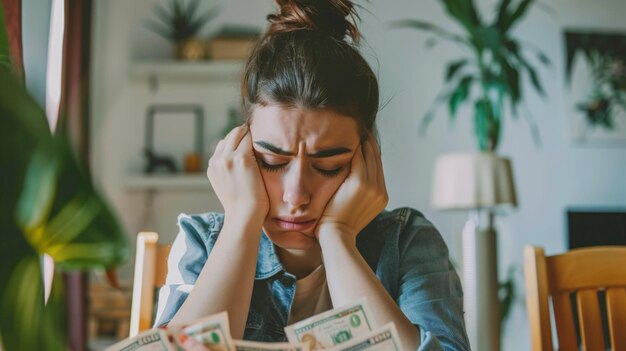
[241,0,379,137]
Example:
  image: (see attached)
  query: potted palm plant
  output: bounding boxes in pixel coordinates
[392,0,550,151]
[0,10,129,351]
[145,0,220,60]
[392,1,550,350]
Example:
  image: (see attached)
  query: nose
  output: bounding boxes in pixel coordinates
[282,160,311,210]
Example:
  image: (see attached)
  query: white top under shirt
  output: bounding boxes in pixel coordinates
[287,264,333,324]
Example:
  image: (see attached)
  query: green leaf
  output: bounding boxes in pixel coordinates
[448,75,474,118]
[1,256,65,351]
[499,266,517,323]
[502,0,534,32]
[474,98,500,151]
[475,99,490,150]
[15,144,60,245]
[519,55,545,96]
[439,0,482,34]
[445,59,470,81]
[15,137,129,268]
[476,25,503,53]
[500,58,521,105]
[495,0,514,29]
[0,2,11,70]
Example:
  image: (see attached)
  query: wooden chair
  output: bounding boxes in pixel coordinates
[129,232,171,337]
[524,245,626,351]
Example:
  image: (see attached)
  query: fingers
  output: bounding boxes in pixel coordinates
[213,139,225,157]
[367,133,386,191]
[351,133,382,185]
[349,143,366,182]
[363,136,378,184]
[235,127,254,155]
[210,125,249,163]
[224,124,248,151]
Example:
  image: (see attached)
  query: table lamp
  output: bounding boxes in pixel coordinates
[431,152,517,351]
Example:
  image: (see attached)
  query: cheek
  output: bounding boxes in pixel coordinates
[259,171,283,205]
[312,172,349,205]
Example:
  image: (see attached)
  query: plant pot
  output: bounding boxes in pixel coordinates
[174,38,206,61]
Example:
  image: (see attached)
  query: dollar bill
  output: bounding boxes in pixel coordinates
[325,323,401,351]
[284,298,375,350]
[182,311,235,351]
[104,329,175,351]
[233,339,310,351]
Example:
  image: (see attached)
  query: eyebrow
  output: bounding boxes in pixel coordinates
[254,141,352,158]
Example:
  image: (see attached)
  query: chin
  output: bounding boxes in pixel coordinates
[263,228,318,250]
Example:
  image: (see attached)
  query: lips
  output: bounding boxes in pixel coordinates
[274,217,317,231]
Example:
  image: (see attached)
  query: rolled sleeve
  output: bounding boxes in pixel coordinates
[396,212,470,350]
[153,213,215,327]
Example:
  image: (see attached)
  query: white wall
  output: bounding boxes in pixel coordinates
[91,1,626,350]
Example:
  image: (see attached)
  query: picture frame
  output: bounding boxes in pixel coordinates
[144,104,205,174]
[564,30,626,144]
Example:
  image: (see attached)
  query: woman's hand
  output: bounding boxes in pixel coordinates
[207,125,269,225]
[316,133,388,243]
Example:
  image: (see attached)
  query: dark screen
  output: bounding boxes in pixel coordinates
[567,209,626,249]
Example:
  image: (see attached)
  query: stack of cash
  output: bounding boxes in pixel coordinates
[105,298,401,351]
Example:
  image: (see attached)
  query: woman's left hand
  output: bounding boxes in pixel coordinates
[315,132,388,242]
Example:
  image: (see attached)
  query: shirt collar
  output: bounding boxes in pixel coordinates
[255,231,284,279]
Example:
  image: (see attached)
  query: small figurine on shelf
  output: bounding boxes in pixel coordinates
[184,152,202,173]
[144,148,177,174]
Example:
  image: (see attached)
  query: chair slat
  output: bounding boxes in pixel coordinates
[606,287,626,350]
[130,232,158,337]
[155,245,171,287]
[524,246,554,351]
[546,247,626,293]
[577,289,605,351]
[551,291,577,351]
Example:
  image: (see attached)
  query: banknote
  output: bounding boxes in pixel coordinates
[182,311,235,351]
[284,298,375,350]
[325,323,400,351]
[104,329,175,351]
[233,339,310,351]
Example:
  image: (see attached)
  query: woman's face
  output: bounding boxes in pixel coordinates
[249,105,361,250]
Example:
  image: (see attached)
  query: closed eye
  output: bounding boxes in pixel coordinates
[259,159,342,177]
[259,159,287,172]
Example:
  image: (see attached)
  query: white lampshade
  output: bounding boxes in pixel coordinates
[431,152,517,210]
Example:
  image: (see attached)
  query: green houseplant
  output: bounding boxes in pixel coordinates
[0,6,128,350]
[145,0,220,60]
[392,0,550,151]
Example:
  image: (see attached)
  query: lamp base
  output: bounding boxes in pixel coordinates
[462,220,500,351]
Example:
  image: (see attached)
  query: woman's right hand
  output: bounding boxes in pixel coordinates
[207,125,269,225]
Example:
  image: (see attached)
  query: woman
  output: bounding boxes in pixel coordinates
[155,1,469,350]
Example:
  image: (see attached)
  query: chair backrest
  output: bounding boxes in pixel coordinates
[524,245,626,351]
[129,232,171,337]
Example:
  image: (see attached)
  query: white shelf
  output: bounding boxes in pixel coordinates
[129,61,244,82]
[124,174,212,191]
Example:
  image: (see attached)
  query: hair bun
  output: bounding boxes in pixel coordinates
[267,0,360,43]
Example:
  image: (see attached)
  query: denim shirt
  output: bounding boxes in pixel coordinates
[154,207,470,350]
